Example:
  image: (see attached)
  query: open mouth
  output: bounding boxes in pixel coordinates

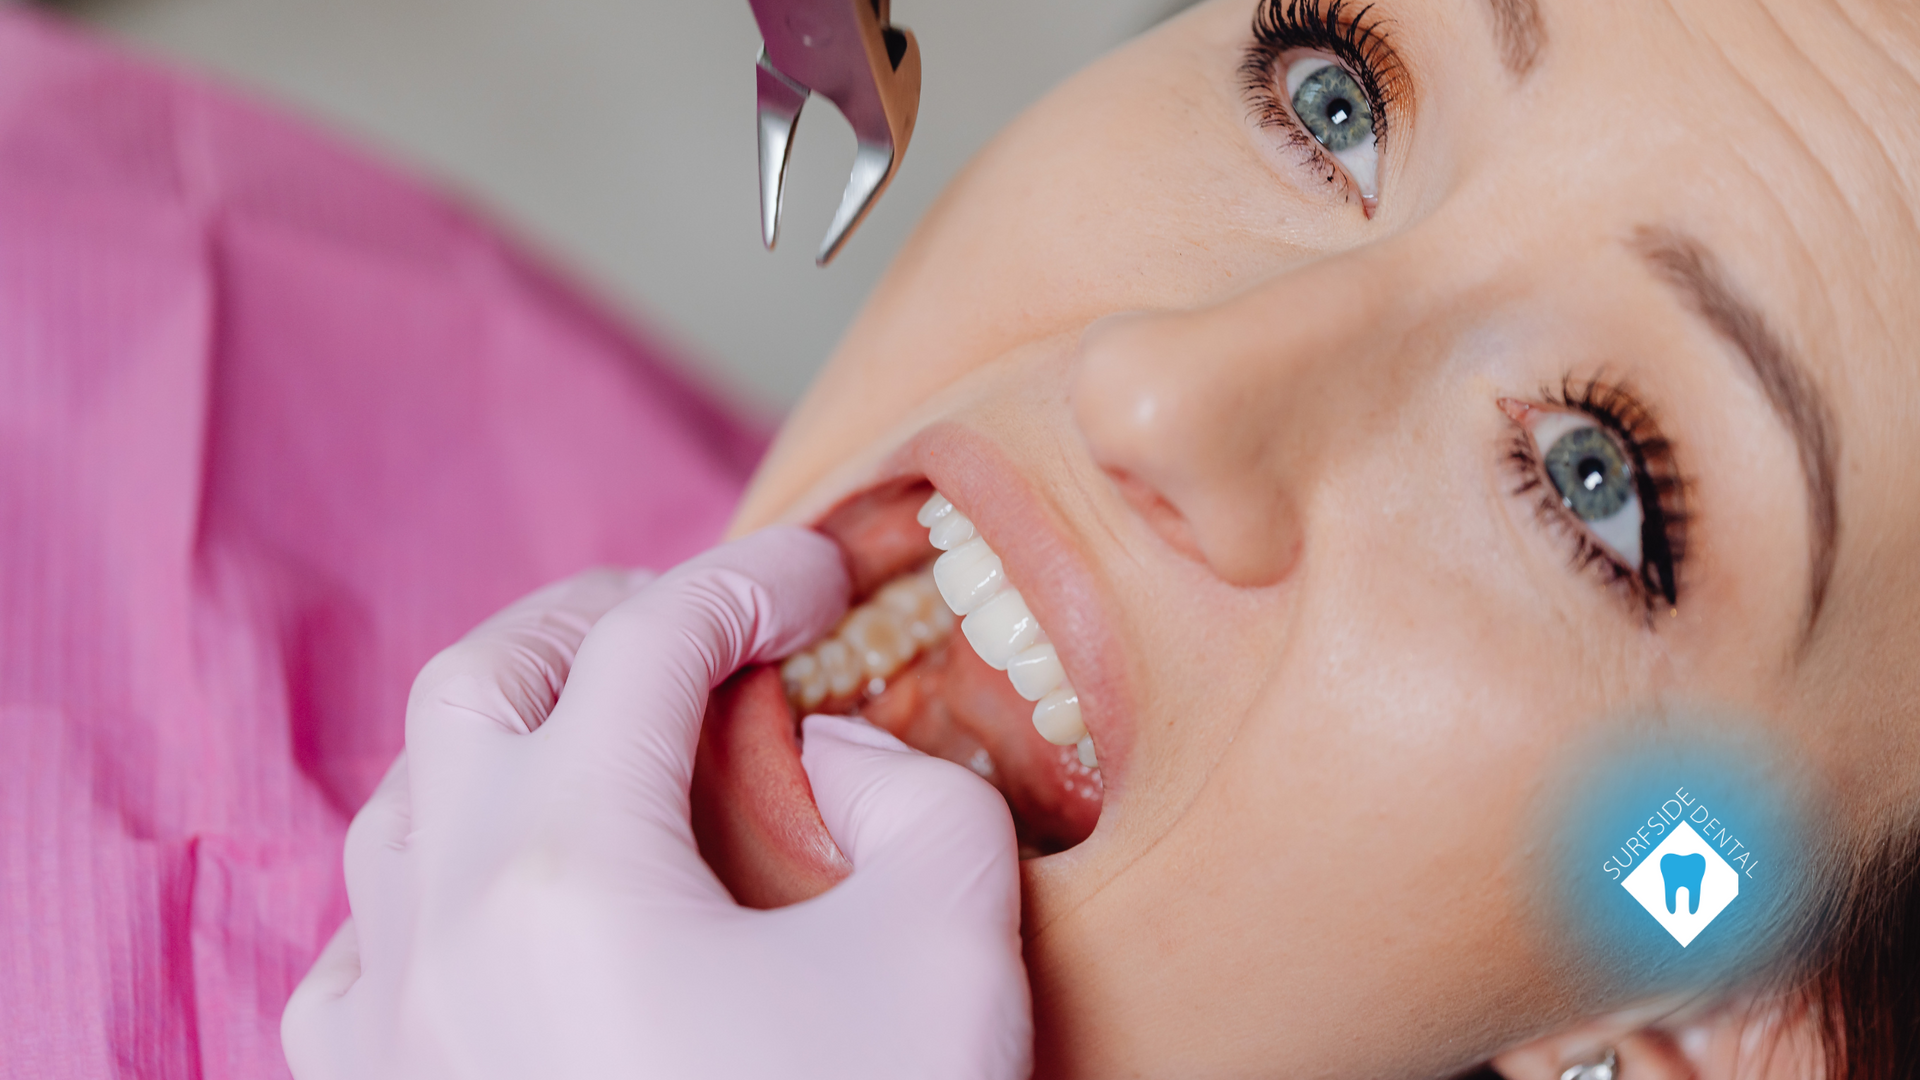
[690,476,1105,906]
[785,479,1103,857]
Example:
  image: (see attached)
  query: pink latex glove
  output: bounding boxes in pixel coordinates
[280,527,1031,1080]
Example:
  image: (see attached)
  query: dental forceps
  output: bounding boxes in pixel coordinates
[748,0,921,265]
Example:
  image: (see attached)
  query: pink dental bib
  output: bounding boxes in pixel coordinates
[0,9,765,1076]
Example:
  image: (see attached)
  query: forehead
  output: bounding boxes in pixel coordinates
[1393,0,1920,681]
[1499,0,1920,374]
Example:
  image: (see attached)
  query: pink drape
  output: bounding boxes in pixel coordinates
[0,9,768,1076]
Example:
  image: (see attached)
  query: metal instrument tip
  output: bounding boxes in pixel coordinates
[747,0,920,266]
[755,48,808,251]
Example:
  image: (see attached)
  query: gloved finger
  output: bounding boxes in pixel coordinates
[794,715,1031,1078]
[408,566,651,740]
[798,714,1021,919]
[340,752,411,981]
[404,567,652,831]
[545,526,847,800]
[281,917,361,1079]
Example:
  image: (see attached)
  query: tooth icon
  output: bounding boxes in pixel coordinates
[1621,821,1739,946]
[1661,852,1707,915]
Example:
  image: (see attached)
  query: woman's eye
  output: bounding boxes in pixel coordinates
[1286,57,1379,199]
[1500,384,1685,615]
[1528,410,1644,570]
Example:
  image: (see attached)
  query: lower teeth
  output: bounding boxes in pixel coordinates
[780,568,952,712]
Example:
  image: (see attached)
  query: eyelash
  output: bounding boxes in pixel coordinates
[1239,0,1404,195]
[1503,378,1691,621]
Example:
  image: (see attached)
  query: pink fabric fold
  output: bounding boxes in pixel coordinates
[0,9,767,1076]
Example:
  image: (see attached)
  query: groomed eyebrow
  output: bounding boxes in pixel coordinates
[1482,0,1545,75]
[1634,226,1841,633]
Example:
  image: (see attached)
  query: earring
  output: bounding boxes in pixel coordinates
[1558,1048,1617,1080]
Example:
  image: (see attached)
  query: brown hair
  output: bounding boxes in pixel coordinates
[1802,815,1920,1079]
[1453,815,1920,1078]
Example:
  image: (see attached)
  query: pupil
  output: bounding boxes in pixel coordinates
[1290,64,1372,153]
[1543,425,1632,522]
[1580,457,1605,491]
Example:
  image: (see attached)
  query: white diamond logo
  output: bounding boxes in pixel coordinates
[1620,822,1740,946]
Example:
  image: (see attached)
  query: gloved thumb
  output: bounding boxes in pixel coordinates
[798,715,1020,918]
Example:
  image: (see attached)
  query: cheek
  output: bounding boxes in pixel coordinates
[1095,586,1593,1068]
[1232,521,1578,910]
[1151,441,1627,1034]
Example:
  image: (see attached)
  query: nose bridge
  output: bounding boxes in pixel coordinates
[1210,242,1426,437]
[1070,243,1430,587]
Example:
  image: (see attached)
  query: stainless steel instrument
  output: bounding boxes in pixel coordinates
[748,0,921,264]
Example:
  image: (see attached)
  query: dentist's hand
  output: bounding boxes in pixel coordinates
[282,527,1031,1080]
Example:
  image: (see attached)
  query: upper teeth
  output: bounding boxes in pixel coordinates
[921,493,1096,766]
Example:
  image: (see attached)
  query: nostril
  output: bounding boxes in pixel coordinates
[1072,308,1304,589]
[1104,468,1207,565]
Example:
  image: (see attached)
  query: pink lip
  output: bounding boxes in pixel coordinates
[876,421,1136,799]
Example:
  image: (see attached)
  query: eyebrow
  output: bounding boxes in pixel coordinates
[1634,227,1841,633]
[1482,0,1545,75]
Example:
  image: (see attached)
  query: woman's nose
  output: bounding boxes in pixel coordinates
[1069,264,1410,588]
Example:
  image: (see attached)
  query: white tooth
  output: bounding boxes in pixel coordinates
[780,651,828,710]
[842,606,914,678]
[816,638,862,699]
[929,601,955,632]
[1006,642,1065,702]
[916,492,954,527]
[874,570,953,644]
[933,537,1005,616]
[961,588,1041,670]
[1032,685,1086,746]
[877,573,935,617]
[927,509,977,551]
[1076,736,1098,768]
[909,599,955,643]
[781,568,959,714]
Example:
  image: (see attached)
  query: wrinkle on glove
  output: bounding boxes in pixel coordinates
[0,9,766,1078]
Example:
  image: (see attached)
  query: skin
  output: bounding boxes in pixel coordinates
[728,1,1920,1076]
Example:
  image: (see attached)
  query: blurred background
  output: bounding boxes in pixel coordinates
[29,0,1188,411]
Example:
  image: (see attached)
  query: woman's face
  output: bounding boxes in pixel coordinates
[730,0,1920,1075]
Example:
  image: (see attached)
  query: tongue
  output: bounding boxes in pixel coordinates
[690,665,851,908]
[688,480,944,909]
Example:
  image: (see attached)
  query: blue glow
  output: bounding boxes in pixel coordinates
[1536,717,1823,997]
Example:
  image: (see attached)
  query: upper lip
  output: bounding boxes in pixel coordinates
[807,419,1134,795]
